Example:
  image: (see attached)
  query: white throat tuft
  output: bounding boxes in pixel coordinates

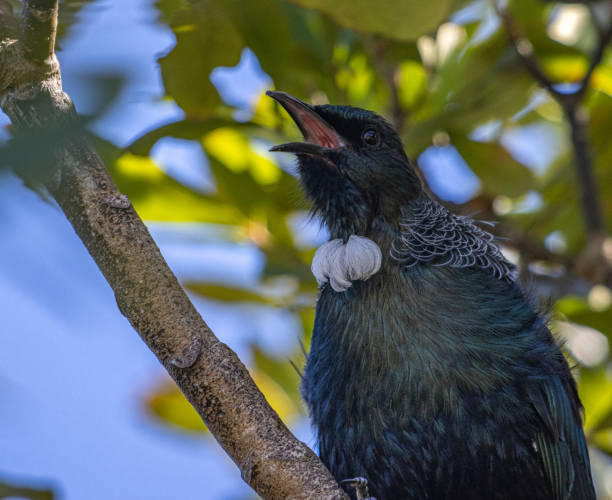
[311,235,383,292]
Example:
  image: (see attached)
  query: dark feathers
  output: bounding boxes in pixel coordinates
[268,93,595,500]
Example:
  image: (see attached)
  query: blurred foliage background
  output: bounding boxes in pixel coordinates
[3,0,612,498]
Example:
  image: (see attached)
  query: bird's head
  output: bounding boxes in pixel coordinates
[268,91,422,239]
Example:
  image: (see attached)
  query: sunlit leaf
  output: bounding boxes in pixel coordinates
[396,60,427,110]
[541,54,588,83]
[148,380,207,432]
[578,366,612,433]
[147,371,299,433]
[204,128,281,186]
[592,64,612,97]
[253,348,304,408]
[590,428,612,455]
[109,153,246,224]
[185,283,271,304]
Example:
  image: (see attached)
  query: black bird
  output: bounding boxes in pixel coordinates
[267,90,596,500]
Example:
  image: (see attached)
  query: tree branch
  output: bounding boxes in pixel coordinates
[21,0,57,64]
[0,2,346,499]
[495,1,608,237]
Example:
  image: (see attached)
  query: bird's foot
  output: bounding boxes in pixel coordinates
[340,477,377,500]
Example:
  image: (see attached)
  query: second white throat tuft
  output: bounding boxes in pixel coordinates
[311,235,382,292]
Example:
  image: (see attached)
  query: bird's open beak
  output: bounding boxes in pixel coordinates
[267,91,346,156]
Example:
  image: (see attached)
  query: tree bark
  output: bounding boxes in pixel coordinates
[0,1,346,499]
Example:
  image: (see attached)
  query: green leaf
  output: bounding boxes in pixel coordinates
[148,380,207,433]
[556,296,612,342]
[222,0,337,98]
[403,29,534,157]
[109,153,246,224]
[203,139,300,229]
[536,157,588,252]
[185,283,271,304]
[147,372,299,432]
[453,137,536,197]
[589,428,612,455]
[541,54,588,83]
[587,90,612,235]
[157,1,244,115]
[578,366,612,433]
[286,0,453,41]
[506,0,587,58]
[156,0,343,116]
[253,347,303,408]
[0,480,54,500]
[396,60,427,110]
[263,244,314,283]
[57,0,98,40]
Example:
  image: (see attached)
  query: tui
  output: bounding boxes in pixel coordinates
[267,90,595,500]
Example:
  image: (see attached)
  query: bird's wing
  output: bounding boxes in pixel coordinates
[527,376,595,500]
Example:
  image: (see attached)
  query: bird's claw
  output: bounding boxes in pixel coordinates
[340,477,377,500]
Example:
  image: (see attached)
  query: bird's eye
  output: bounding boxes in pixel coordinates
[362,128,379,146]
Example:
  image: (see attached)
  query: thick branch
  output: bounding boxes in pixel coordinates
[21,0,57,64]
[0,2,346,499]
